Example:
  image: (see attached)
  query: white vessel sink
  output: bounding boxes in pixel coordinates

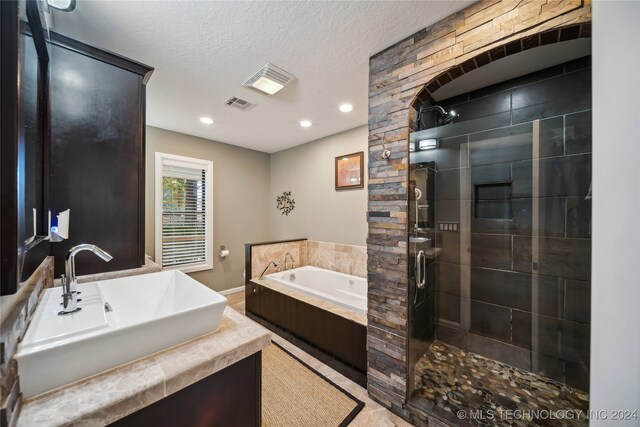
[15,270,227,398]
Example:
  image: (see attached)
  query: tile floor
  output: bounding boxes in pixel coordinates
[226,291,412,427]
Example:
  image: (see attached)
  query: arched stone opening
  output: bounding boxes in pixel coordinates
[408,22,591,134]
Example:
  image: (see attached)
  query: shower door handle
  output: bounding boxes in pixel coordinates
[416,250,426,289]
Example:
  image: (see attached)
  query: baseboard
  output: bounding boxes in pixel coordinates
[219,286,244,296]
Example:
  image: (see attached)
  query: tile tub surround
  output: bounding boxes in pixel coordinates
[308,240,368,278]
[0,257,54,427]
[247,239,367,280]
[249,239,308,280]
[17,307,271,426]
[367,0,591,421]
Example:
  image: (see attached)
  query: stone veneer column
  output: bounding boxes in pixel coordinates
[366,0,592,420]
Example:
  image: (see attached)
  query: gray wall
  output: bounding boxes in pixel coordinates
[269,126,368,246]
[591,1,640,422]
[145,126,270,292]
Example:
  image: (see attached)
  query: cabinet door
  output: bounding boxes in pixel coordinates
[111,352,261,427]
[48,42,144,276]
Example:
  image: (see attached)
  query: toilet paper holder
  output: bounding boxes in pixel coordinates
[219,245,230,258]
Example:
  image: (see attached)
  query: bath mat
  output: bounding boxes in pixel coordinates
[262,342,364,427]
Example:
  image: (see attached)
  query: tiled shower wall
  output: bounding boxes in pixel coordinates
[367,0,591,420]
[250,240,367,279]
[413,58,592,391]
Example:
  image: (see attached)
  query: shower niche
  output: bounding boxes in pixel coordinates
[407,39,592,426]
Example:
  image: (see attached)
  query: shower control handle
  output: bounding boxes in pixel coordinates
[416,250,426,289]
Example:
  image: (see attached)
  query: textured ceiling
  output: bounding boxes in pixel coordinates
[51,1,473,153]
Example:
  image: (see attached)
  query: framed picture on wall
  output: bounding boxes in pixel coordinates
[335,151,364,190]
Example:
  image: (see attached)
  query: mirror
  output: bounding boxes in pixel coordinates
[18,0,51,284]
[0,0,51,295]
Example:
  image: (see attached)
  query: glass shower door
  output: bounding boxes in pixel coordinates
[408,104,592,425]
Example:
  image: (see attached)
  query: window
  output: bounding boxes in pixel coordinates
[155,153,213,273]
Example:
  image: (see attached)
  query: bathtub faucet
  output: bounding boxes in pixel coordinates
[284,252,296,270]
[259,260,280,279]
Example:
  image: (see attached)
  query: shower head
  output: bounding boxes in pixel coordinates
[441,110,458,125]
[421,105,448,116]
[418,105,459,128]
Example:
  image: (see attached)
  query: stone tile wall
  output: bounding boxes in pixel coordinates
[366,0,591,420]
[0,257,54,427]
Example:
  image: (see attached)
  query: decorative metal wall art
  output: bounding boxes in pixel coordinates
[276,191,295,215]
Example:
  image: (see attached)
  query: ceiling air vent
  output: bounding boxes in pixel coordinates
[224,96,256,112]
[243,63,295,95]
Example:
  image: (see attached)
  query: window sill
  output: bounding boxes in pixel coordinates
[163,263,213,274]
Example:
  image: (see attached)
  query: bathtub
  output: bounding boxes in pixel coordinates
[264,266,367,314]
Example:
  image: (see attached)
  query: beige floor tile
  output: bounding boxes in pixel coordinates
[351,408,414,427]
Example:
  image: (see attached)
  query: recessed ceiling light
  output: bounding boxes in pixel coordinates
[299,120,312,128]
[339,103,353,113]
[200,117,214,125]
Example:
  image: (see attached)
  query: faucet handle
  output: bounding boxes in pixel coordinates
[60,275,70,308]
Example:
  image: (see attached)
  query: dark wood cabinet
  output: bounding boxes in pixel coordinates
[2,20,153,294]
[111,352,262,427]
[47,33,152,277]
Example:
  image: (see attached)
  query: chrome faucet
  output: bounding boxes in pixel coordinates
[259,260,280,279]
[284,252,296,270]
[59,244,113,315]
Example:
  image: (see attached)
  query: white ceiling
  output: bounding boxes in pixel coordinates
[51,1,473,153]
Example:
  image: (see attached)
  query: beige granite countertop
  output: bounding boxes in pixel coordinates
[53,255,162,287]
[17,307,271,427]
[251,278,367,326]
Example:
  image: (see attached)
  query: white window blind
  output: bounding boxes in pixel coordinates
[155,153,213,273]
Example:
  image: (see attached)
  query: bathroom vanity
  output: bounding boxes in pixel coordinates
[17,307,270,426]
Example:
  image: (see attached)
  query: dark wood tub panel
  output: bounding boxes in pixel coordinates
[246,280,366,384]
